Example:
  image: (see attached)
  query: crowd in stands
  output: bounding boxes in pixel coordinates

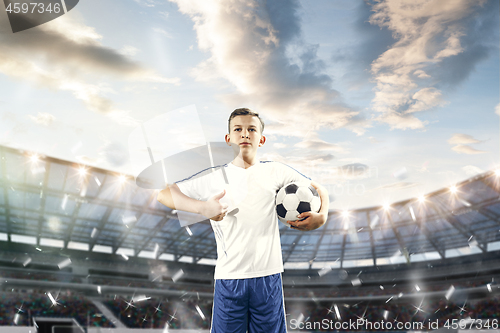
[0,287,496,329]
[284,276,496,298]
[284,297,500,331]
[97,296,500,330]
[103,297,211,329]
[0,291,114,328]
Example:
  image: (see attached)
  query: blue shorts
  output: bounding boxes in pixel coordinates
[211,273,287,333]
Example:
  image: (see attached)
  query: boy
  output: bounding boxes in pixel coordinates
[157,108,329,332]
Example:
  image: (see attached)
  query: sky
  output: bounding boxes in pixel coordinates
[0,0,498,210]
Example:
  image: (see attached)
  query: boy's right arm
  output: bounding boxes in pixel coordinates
[157,184,228,221]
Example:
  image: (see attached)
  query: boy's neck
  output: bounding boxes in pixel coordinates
[232,155,258,169]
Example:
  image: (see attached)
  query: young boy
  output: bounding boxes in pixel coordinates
[157,108,329,332]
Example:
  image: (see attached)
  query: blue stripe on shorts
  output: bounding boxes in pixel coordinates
[211,273,287,333]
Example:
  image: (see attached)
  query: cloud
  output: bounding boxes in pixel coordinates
[273,143,287,149]
[28,112,56,127]
[462,165,483,176]
[294,139,345,152]
[377,112,427,130]
[495,103,500,116]
[99,142,130,167]
[413,69,430,78]
[448,133,481,144]
[133,0,159,7]
[152,28,173,38]
[368,0,494,130]
[451,144,487,154]
[0,13,178,123]
[170,0,368,136]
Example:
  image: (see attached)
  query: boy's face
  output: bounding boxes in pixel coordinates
[225,115,266,157]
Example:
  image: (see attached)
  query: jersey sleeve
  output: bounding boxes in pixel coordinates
[176,167,226,202]
[275,162,311,188]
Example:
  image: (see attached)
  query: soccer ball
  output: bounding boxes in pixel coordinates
[276,182,321,225]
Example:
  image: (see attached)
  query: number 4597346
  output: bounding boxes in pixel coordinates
[6,2,61,14]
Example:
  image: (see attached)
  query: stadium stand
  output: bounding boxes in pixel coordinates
[0,145,500,331]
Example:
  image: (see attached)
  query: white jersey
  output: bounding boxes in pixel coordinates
[176,161,310,279]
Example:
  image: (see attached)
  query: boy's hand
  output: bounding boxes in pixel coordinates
[288,211,326,231]
[201,190,229,221]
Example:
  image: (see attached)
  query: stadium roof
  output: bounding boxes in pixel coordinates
[1,144,500,269]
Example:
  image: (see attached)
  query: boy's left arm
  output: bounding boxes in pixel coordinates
[288,181,329,231]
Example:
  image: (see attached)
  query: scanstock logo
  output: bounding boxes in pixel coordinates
[3,0,79,33]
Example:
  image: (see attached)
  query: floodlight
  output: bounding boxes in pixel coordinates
[495,169,500,177]
[449,185,457,194]
[383,203,390,211]
[29,154,39,163]
[418,195,425,203]
[78,166,87,176]
[118,174,127,183]
[342,210,349,218]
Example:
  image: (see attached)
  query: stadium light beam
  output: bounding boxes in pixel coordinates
[449,185,457,194]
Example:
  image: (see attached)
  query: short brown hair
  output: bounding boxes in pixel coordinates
[228,108,265,133]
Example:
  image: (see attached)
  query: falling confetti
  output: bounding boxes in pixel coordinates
[58,258,71,269]
[121,253,129,261]
[445,285,455,300]
[94,176,101,186]
[132,295,151,302]
[172,269,184,282]
[97,286,101,294]
[13,313,19,325]
[338,269,348,280]
[153,243,160,257]
[487,284,492,292]
[393,167,408,180]
[80,183,88,197]
[386,296,393,303]
[22,257,31,267]
[91,228,98,238]
[334,304,341,320]
[122,215,137,224]
[47,292,57,306]
[318,266,332,277]
[351,278,362,286]
[195,304,206,320]
[383,310,389,320]
[71,141,82,154]
[409,206,416,222]
[61,194,68,210]
[185,226,193,236]
[370,215,379,229]
[415,284,420,292]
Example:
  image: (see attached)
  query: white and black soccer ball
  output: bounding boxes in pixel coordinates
[276,182,321,225]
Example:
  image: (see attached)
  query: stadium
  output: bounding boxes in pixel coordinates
[0,143,499,333]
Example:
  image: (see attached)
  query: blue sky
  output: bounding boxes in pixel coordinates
[0,0,498,209]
